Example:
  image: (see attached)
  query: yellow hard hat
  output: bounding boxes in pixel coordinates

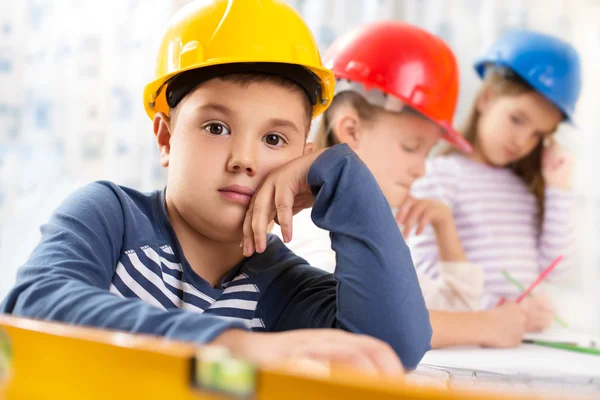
[143,0,335,120]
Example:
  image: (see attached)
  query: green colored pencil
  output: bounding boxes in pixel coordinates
[523,339,600,356]
[501,270,569,328]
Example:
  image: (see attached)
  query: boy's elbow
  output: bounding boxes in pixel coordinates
[2,278,67,320]
[0,295,16,315]
[2,286,42,319]
[399,336,431,371]
[0,283,29,316]
[393,320,432,370]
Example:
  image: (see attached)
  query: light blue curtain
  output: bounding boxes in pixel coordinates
[0,0,175,294]
[1,1,599,326]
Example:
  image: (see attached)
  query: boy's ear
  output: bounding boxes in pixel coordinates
[303,142,315,154]
[334,109,362,150]
[154,112,172,168]
[476,86,496,114]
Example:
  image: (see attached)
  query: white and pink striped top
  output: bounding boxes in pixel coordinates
[407,153,576,308]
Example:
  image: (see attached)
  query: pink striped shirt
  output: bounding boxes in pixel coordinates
[407,154,575,308]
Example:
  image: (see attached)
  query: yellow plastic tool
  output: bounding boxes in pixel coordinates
[0,315,533,400]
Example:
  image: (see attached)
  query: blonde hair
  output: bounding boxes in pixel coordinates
[313,91,379,151]
[313,89,423,151]
[442,69,553,225]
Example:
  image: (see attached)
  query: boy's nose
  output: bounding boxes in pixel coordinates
[226,137,257,176]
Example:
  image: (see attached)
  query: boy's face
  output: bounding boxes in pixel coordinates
[155,78,311,242]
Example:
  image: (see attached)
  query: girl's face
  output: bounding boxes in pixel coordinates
[337,109,442,208]
[474,90,563,167]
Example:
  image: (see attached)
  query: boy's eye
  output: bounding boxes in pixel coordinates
[203,122,230,136]
[263,133,286,147]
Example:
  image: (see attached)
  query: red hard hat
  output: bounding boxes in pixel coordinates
[324,21,472,153]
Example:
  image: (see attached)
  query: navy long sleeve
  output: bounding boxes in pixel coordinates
[257,144,431,368]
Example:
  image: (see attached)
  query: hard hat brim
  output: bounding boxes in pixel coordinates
[473,61,577,125]
[144,60,335,120]
[438,121,473,153]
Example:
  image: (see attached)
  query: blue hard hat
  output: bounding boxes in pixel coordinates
[474,30,581,122]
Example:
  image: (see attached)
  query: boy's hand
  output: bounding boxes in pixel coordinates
[242,150,324,256]
[395,197,452,238]
[519,295,555,332]
[211,329,404,377]
[542,139,574,190]
[479,301,526,348]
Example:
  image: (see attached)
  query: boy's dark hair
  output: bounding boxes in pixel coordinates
[166,63,319,131]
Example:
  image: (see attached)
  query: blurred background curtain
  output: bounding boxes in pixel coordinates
[1,0,598,331]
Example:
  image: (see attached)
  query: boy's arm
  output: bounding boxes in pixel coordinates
[0,183,247,343]
[261,145,432,370]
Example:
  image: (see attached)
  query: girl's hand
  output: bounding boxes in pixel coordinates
[478,301,527,348]
[395,197,453,238]
[520,295,555,332]
[542,139,574,190]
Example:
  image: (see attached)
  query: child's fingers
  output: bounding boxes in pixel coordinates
[541,152,550,170]
[299,335,403,377]
[415,210,433,235]
[360,339,404,376]
[526,294,548,308]
[242,204,256,257]
[251,182,276,254]
[402,216,416,238]
[274,185,295,243]
[401,215,415,238]
[552,157,565,170]
[544,136,557,150]
[299,343,380,376]
[402,202,427,238]
[395,197,413,225]
[542,138,556,163]
[401,203,420,237]
[525,313,552,332]
[415,217,431,236]
[533,295,555,313]
[242,179,271,256]
[528,302,554,320]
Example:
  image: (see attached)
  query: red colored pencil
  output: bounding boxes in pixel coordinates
[516,255,563,303]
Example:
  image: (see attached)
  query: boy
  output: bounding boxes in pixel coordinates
[0,0,431,372]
